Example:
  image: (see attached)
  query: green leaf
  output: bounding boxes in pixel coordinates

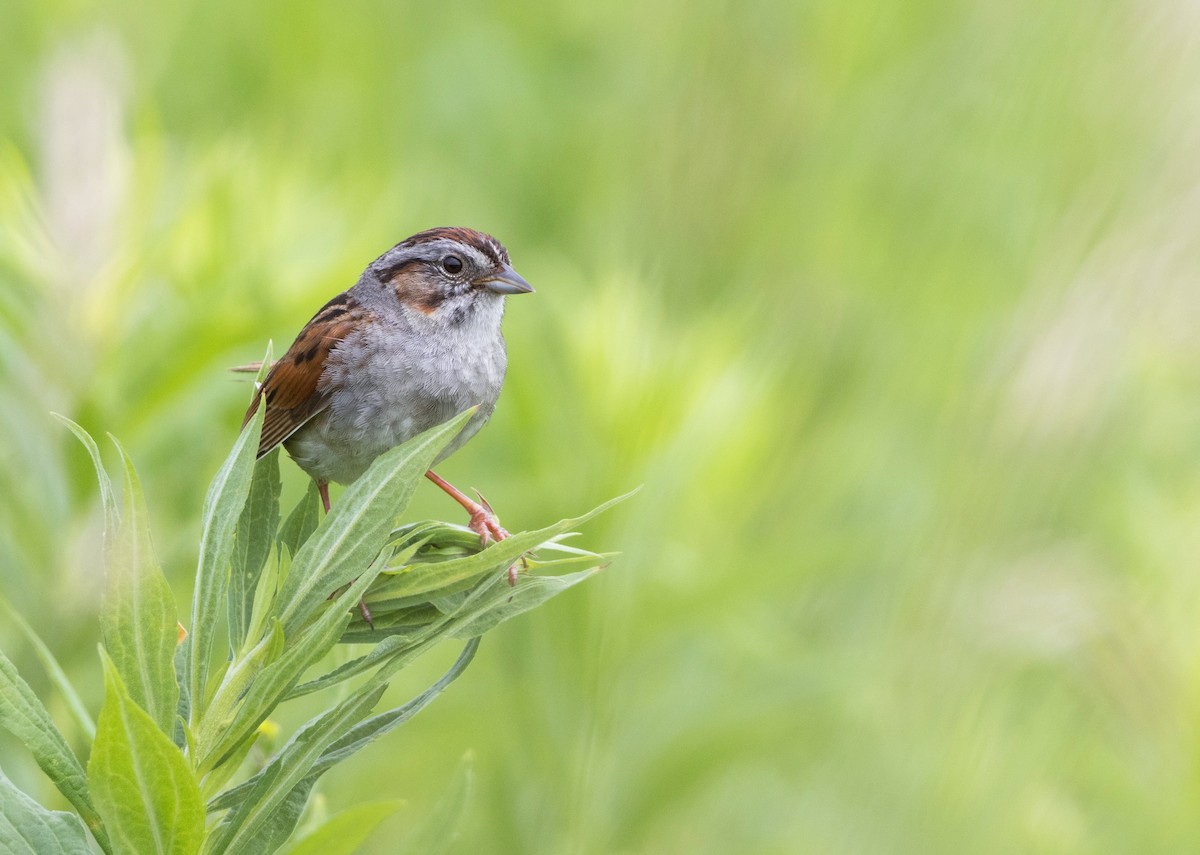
[397,755,472,855]
[448,567,601,639]
[252,341,275,386]
[285,624,441,701]
[196,565,384,773]
[277,483,320,560]
[203,684,387,855]
[89,651,204,855]
[0,593,94,739]
[0,647,105,848]
[222,780,314,855]
[212,639,479,813]
[282,801,404,855]
[188,406,264,728]
[0,766,91,855]
[274,410,473,636]
[102,437,180,737]
[337,566,595,700]
[366,490,634,607]
[243,545,286,656]
[52,414,119,536]
[229,449,281,652]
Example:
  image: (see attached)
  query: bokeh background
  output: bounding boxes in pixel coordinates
[3,0,1200,852]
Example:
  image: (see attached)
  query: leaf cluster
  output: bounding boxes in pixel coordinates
[0,391,620,854]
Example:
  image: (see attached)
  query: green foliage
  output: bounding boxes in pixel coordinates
[0,646,104,845]
[0,414,617,853]
[7,1,1199,851]
[101,439,180,738]
[89,652,204,855]
[0,768,90,855]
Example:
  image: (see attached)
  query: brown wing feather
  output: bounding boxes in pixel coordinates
[243,293,368,457]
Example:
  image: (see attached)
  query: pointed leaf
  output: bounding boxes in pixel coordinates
[103,438,179,736]
[89,651,203,855]
[448,567,601,639]
[212,638,479,812]
[275,410,473,636]
[0,766,90,855]
[221,780,313,855]
[196,565,384,773]
[367,490,634,606]
[204,684,386,855]
[52,414,118,536]
[229,449,281,652]
[278,483,320,560]
[0,647,104,845]
[0,593,94,739]
[188,406,264,727]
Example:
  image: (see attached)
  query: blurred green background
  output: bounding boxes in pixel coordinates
[3,0,1200,852]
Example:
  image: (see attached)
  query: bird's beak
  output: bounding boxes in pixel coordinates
[478,266,535,295]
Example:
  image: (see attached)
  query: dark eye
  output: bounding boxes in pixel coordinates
[441,255,463,275]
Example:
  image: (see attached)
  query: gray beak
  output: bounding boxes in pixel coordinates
[479,266,535,295]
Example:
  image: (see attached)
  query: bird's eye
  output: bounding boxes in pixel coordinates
[441,255,463,275]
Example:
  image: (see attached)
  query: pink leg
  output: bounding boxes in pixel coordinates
[425,471,510,543]
[318,481,331,514]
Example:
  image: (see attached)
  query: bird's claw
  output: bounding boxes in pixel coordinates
[466,491,523,586]
[472,488,496,516]
[468,492,510,546]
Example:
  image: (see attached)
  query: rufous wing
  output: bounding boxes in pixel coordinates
[243,293,368,457]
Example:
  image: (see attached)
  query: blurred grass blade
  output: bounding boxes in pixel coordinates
[213,638,479,811]
[274,410,472,636]
[0,647,106,849]
[397,754,472,855]
[0,593,94,739]
[188,406,264,728]
[203,684,387,855]
[103,437,180,737]
[280,800,405,855]
[0,766,91,855]
[89,651,203,855]
[229,448,281,652]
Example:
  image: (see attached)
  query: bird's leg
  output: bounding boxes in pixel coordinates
[425,471,510,543]
[317,479,374,627]
[425,470,521,585]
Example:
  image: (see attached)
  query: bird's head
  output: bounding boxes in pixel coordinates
[365,227,533,325]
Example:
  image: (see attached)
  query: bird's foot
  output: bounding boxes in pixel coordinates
[358,597,375,629]
[467,490,510,544]
[425,472,523,586]
[467,490,522,586]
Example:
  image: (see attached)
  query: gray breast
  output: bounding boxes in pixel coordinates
[289,308,507,484]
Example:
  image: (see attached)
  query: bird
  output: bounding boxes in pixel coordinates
[242,226,533,579]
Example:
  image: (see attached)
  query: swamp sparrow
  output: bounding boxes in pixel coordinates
[244,226,533,559]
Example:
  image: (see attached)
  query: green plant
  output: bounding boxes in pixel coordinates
[0,395,622,854]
